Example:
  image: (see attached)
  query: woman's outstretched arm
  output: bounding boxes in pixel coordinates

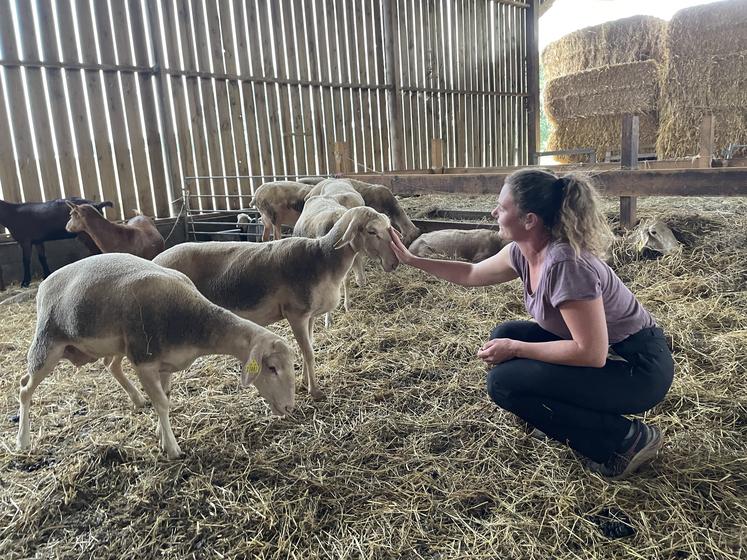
[389,228,518,287]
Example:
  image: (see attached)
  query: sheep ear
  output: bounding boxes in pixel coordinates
[65,201,77,210]
[241,347,263,387]
[334,211,364,250]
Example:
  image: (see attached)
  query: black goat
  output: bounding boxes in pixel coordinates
[0,197,114,287]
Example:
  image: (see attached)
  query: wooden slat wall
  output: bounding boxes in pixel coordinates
[0,0,530,219]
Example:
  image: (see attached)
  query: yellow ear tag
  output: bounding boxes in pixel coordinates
[246,359,260,375]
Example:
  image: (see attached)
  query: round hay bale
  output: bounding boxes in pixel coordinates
[544,61,661,121]
[656,0,747,158]
[547,114,659,163]
[541,15,667,82]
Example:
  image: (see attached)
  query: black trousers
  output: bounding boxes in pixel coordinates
[486,321,674,463]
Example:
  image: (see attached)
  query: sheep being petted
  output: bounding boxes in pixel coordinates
[154,205,399,400]
[16,253,295,460]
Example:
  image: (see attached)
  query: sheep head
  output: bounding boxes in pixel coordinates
[241,337,296,416]
[333,207,400,272]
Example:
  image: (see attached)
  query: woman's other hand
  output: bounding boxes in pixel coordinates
[389,227,417,265]
[477,338,516,366]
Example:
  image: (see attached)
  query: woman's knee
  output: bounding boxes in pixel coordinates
[490,320,536,341]
[486,363,522,408]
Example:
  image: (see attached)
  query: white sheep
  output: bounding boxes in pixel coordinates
[16,253,296,460]
[292,196,365,327]
[154,206,399,400]
[304,178,366,209]
[236,213,257,241]
[251,181,312,241]
[313,178,421,245]
[408,228,507,263]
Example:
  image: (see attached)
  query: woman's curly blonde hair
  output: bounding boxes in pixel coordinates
[506,169,613,257]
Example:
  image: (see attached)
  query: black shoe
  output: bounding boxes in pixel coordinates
[586,420,662,481]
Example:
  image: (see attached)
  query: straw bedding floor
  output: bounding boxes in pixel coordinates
[1,195,745,559]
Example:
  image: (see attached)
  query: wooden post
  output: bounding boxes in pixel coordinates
[431,138,444,173]
[526,0,541,165]
[620,115,639,229]
[334,142,351,174]
[382,0,404,171]
[699,115,715,168]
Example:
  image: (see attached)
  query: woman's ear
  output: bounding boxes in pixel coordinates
[523,212,540,230]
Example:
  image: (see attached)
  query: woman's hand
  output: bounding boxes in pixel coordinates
[477,338,516,366]
[389,227,417,266]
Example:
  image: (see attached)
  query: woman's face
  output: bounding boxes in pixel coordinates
[491,184,525,241]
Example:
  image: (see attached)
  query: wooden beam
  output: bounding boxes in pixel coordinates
[345,168,747,197]
[431,138,444,173]
[334,142,352,173]
[620,115,639,229]
[382,0,404,171]
[526,0,541,165]
[699,115,715,168]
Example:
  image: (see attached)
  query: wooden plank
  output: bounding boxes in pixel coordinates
[293,0,316,175]
[455,1,466,167]
[133,0,169,217]
[620,114,639,228]
[353,0,369,171]
[475,0,485,166]
[334,142,352,173]
[93,1,138,218]
[78,2,118,217]
[464,0,475,168]
[257,0,287,178]
[245,2,274,182]
[382,0,403,170]
[192,0,221,209]
[112,0,153,216]
[16,1,60,202]
[38,0,81,198]
[413,0,427,170]
[235,0,265,197]
[431,138,444,172]
[699,114,715,168]
[55,0,97,201]
[220,0,251,206]
[270,0,297,179]
[312,0,334,173]
[357,0,375,171]
[208,0,238,209]
[401,0,415,168]
[346,168,747,197]
[373,0,389,171]
[0,3,40,203]
[0,3,22,203]
[282,0,308,177]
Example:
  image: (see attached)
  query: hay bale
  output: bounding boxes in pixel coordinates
[657,0,747,158]
[547,114,659,163]
[544,61,661,121]
[541,15,667,82]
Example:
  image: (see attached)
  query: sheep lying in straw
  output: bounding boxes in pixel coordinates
[251,181,312,241]
[65,202,165,260]
[16,253,296,459]
[409,229,507,263]
[154,206,399,400]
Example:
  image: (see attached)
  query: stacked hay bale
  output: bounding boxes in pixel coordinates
[542,16,667,162]
[657,0,747,159]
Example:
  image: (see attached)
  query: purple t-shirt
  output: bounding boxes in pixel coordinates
[508,241,655,343]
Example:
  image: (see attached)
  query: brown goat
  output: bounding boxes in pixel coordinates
[65,203,165,260]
